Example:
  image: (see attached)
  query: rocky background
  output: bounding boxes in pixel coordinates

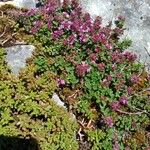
[80,0,150,71]
[0,0,150,71]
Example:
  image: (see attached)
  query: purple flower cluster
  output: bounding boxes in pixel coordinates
[110,96,128,112]
[63,34,77,45]
[101,79,111,88]
[59,20,72,30]
[21,8,38,17]
[52,29,63,39]
[75,62,91,77]
[130,74,140,84]
[79,34,89,43]
[111,101,121,111]
[22,0,129,55]
[57,79,66,87]
[89,53,98,62]
[119,96,128,105]
[30,20,43,34]
[118,15,125,21]
[111,51,122,63]
[92,32,108,44]
[107,75,113,81]
[103,116,114,127]
[42,0,58,14]
[97,63,105,71]
[127,87,134,95]
[123,51,137,61]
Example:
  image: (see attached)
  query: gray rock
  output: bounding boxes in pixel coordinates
[13,0,36,9]
[5,45,34,75]
[80,0,150,71]
[0,0,36,9]
[52,93,76,119]
[52,93,66,109]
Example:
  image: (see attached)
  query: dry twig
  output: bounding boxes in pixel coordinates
[1,32,16,46]
[0,10,4,17]
[117,109,150,116]
[0,25,7,38]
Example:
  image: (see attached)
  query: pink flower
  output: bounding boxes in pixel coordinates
[119,96,128,105]
[118,15,125,21]
[113,142,120,150]
[30,27,38,34]
[111,101,121,111]
[123,51,137,61]
[105,43,113,50]
[103,117,114,127]
[97,63,105,71]
[63,12,70,18]
[52,30,63,39]
[30,20,43,34]
[79,34,88,43]
[47,21,52,29]
[130,74,140,84]
[71,0,79,8]
[83,13,92,26]
[64,34,76,45]
[92,34,100,43]
[111,51,122,62]
[89,53,98,62]
[99,32,107,44]
[93,16,102,30]
[117,73,123,79]
[79,24,90,33]
[76,62,91,77]
[101,79,110,87]
[95,47,101,53]
[59,20,72,30]
[125,146,131,150]
[33,20,43,27]
[71,19,83,32]
[107,75,113,81]
[112,64,117,71]
[113,28,124,35]
[57,79,66,87]
[127,87,134,95]
[22,8,37,17]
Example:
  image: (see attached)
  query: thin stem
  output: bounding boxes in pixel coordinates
[117,108,150,116]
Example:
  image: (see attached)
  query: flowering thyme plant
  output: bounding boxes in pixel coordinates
[18,0,150,149]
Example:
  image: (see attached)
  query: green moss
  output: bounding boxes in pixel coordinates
[0,47,78,150]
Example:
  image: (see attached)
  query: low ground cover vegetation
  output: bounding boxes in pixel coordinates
[0,0,150,149]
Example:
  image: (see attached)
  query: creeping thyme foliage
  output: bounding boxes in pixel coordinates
[17,0,150,149]
[0,0,150,149]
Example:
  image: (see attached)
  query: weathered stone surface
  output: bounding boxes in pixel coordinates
[0,0,36,9]
[5,45,34,75]
[52,93,76,119]
[80,0,150,71]
[13,0,36,9]
[52,93,66,109]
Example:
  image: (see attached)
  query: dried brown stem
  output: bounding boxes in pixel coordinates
[0,10,4,17]
[77,127,84,141]
[139,87,150,93]
[116,109,150,116]
[1,32,16,46]
[0,26,7,38]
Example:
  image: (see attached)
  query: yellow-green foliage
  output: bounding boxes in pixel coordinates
[0,48,78,150]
